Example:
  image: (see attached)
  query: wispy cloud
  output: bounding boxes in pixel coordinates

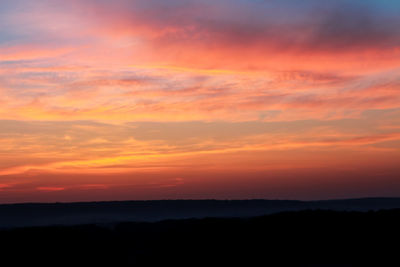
[1,0,400,201]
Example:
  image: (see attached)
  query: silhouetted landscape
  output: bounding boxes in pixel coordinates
[1,198,400,266]
[1,197,400,228]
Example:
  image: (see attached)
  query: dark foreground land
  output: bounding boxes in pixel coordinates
[1,209,399,266]
[2,198,400,228]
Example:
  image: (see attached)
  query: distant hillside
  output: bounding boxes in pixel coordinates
[1,209,399,266]
[1,197,400,228]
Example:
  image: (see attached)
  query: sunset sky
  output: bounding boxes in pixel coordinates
[1,0,400,203]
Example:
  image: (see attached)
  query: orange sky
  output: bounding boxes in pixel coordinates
[0,0,400,203]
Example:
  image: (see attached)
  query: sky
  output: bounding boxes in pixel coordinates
[0,0,400,203]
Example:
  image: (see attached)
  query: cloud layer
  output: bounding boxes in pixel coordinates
[0,0,400,202]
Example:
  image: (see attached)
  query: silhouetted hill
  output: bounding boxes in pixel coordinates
[1,197,400,228]
[1,209,399,266]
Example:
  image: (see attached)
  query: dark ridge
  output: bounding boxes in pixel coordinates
[1,209,399,266]
[1,198,400,228]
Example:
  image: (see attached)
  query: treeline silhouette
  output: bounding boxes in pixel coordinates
[1,209,399,266]
[2,198,400,228]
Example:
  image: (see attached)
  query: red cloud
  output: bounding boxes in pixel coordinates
[36,187,65,192]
